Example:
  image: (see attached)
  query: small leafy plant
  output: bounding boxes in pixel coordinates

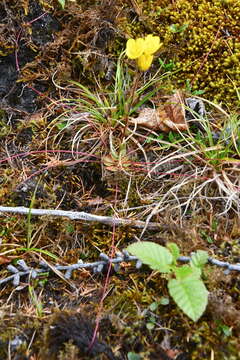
[126,241,209,322]
[169,23,189,33]
[185,79,205,96]
[158,58,175,72]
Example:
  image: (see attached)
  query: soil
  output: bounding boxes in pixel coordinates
[0,1,240,360]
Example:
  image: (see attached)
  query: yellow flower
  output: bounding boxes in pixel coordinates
[137,54,153,71]
[143,34,161,55]
[126,38,145,59]
[126,34,161,71]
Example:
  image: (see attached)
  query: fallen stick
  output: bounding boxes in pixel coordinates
[0,206,169,230]
[1,251,240,288]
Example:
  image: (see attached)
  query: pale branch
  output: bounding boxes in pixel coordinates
[0,252,239,288]
[0,252,141,287]
[0,206,169,230]
[1,205,239,289]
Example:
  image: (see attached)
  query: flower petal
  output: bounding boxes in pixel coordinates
[126,38,145,59]
[137,54,153,71]
[143,34,161,55]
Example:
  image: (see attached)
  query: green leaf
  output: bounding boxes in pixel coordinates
[149,302,158,311]
[167,243,180,263]
[146,322,155,330]
[175,264,201,280]
[159,296,169,305]
[158,58,175,71]
[126,241,173,273]
[18,247,58,260]
[168,131,175,143]
[192,89,205,95]
[169,23,188,33]
[185,79,192,92]
[58,0,65,8]
[56,121,68,130]
[168,277,208,321]
[190,250,208,269]
[217,323,232,337]
[127,352,141,360]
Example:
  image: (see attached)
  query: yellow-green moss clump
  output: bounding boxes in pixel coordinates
[137,0,240,106]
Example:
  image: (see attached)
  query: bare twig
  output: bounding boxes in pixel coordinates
[0,206,170,230]
[0,252,239,288]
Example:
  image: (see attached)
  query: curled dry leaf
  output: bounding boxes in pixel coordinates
[130,90,188,133]
[0,256,14,265]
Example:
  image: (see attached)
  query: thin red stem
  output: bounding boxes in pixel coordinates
[88,187,118,352]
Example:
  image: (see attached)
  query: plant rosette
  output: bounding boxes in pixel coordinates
[126,241,209,322]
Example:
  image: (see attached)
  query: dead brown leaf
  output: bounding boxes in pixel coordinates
[0,256,12,265]
[130,90,188,133]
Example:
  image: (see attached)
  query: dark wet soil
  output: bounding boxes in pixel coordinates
[0,1,60,115]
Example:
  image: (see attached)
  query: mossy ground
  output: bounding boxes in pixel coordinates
[0,0,240,359]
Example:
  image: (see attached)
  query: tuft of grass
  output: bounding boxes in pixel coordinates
[133,96,240,231]
[47,52,173,171]
[44,52,240,225]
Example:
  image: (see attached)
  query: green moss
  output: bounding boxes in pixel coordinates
[125,0,240,107]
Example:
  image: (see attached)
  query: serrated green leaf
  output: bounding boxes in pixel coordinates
[168,277,208,321]
[167,242,180,262]
[126,241,173,273]
[190,250,208,269]
[175,265,201,280]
